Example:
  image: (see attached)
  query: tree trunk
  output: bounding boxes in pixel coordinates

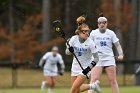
[114,0,123,44]
[64,0,72,61]
[65,0,70,34]
[9,0,17,88]
[136,0,140,59]
[129,0,137,60]
[42,0,50,43]
[113,0,123,56]
[9,0,15,63]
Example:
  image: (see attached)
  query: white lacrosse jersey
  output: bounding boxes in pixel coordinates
[68,35,98,74]
[42,52,64,73]
[90,28,119,61]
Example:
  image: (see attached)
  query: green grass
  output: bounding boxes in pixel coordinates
[0,67,139,93]
[0,86,140,93]
[0,67,136,88]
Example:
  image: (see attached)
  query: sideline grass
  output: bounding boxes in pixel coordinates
[0,86,139,93]
[0,67,136,87]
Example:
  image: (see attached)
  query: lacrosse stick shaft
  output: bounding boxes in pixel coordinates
[61,32,89,79]
[53,20,89,79]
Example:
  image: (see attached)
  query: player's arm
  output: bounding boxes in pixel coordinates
[39,57,46,67]
[65,37,74,55]
[89,52,99,68]
[114,41,123,56]
[114,41,124,61]
[82,42,99,75]
[65,47,74,55]
[39,53,49,67]
[58,55,65,75]
[82,52,99,75]
[111,31,124,60]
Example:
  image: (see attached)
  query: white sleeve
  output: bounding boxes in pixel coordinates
[65,36,75,55]
[42,53,49,60]
[112,31,119,43]
[89,30,95,41]
[39,53,49,67]
[58,54,65,70]
[89,40,98,54]
[114,41,124,56]
[66,36,75,48]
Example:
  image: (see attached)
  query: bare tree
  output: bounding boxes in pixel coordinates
[65,0,70,34]
[9,0,15,63]
[129,0,137,60]
[113,0,123,46]
[42,0,50,43]
[136,0,140,59]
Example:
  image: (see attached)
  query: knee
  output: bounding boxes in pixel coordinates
[71,86,79,93]
[51,82,55,88]
[46,81,52,87]
[90,77,99,83]
[109,78,117,85]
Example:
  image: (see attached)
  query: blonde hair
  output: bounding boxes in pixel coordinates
[75,16,89,35]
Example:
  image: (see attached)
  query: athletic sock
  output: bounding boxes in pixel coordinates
[41,81,46,91]
[48,87,53,93]
[88,90,93,93]
[89,83,96,90]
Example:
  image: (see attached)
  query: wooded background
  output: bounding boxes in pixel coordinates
[0,0,139,64]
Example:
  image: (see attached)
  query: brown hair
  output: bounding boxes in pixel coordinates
[99,12,104,17]
[75,16,89,35]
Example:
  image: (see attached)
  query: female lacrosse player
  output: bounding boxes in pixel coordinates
[89,14,124,93]
[65,16,101,93]
[39,46,65,93]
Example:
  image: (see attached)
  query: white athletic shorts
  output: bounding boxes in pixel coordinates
[43,69,58,76]
[71,65,91,77]
[96,59,116,67]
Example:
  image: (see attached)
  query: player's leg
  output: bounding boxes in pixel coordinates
[77,66,102,93]
[46,76,56,93]
[45,76,53,93]
[90,66,103,82]
[86,78,92,93]
[41,75,51,91]
[79,75,92,92]
[71,76,79,93]
[80,80,101,92]
[51,76,57,88]
[89,66,102,93]
[41,80,46,91]
[70,75,86,93]
[105,66,119,93]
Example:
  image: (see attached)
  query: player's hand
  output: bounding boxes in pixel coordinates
[58,70,64,76]
[91,61,96,67]
[58,72,63,76]
[38,64,42,68]
[117,55,124,61]
[68,47,74,53]
[82,66,91,75]
[35,64,40,68]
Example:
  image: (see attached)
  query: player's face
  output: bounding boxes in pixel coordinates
[52,50,58,56]
[98,21,107,31]
[79,27,90,40]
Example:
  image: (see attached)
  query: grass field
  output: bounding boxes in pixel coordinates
[0,86,140,93]
[0,67,136,88]
[0,67,140,93]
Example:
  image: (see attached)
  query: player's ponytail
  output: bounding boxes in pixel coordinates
[99,12,104,17]
[76,16,86,26]
[75,16,89,35]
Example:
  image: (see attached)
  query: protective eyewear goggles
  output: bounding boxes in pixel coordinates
[80,30,90,34]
